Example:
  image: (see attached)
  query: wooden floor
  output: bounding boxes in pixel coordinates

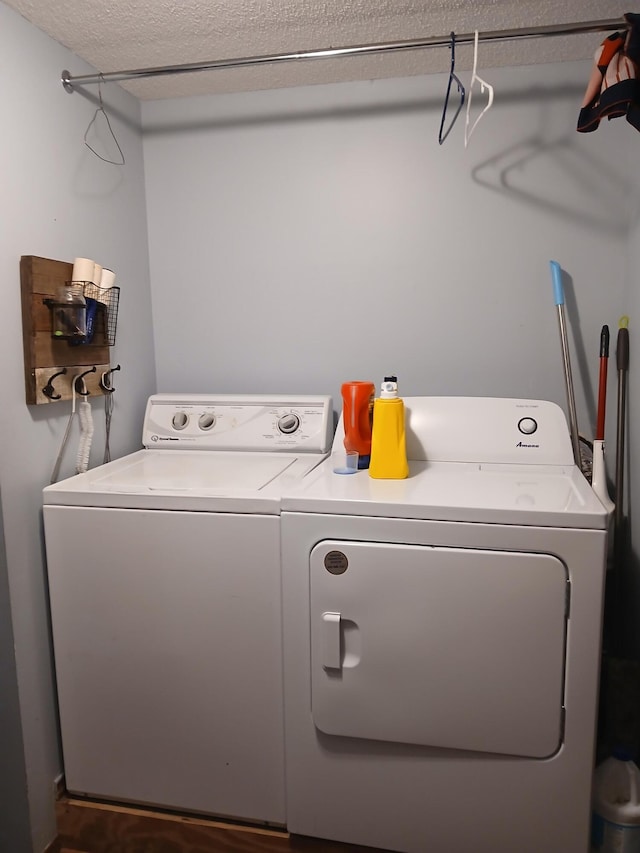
[54,796,390,853]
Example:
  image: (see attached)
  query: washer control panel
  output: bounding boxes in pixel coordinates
[143,394,333,452]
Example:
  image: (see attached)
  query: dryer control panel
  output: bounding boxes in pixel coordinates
[143,394,333,452]
[402,397,575,466]
[333,397,575,466]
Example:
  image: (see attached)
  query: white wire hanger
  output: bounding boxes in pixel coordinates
[84,76,125,166]
[464,30,495,148]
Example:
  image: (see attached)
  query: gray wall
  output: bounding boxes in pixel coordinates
[0,488,31,852]
[624,150,640,654]
[0,3,156,849]
[142,61,638,647]
[142,62,630,413]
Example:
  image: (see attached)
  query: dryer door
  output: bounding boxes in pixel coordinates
[310,540,567,758]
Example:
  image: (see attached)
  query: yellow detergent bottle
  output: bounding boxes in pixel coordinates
[369,376,409,479]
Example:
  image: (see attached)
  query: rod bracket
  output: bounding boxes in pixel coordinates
[61,70,74,94]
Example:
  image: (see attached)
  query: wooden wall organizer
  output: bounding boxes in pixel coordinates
[20,255,116,405]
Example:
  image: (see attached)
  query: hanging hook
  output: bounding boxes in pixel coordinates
[100,364,121,393]
[42,367,68,400]
[75,366,97,396]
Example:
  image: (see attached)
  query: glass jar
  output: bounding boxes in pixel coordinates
[51,282,87,341]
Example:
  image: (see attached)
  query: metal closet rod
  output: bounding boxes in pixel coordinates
[61,17,625,92]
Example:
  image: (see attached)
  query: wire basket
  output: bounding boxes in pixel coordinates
[82,282,120,346]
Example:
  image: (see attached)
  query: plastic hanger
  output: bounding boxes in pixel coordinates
[438,33,466,144]
[464,30,494,148]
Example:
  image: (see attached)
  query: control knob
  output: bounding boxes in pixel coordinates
[198,413,216,430]
[172,411,189,430]
[278,413,300,434]
[518,417,538,435]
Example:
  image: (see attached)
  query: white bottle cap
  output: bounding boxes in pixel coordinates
[380,378,398,399]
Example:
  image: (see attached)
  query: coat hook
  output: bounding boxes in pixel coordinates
[42,367,68,400]
[100,363,121,393]
[75,366,97,396]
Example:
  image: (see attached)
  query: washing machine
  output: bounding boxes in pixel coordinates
[43,393,332,825]
[281,397,608,853]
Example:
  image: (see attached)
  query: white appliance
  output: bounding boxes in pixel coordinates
[280,397,608,853]
[43,393,332,825]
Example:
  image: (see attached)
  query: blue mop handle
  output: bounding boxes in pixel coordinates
[550,260,564,306]
[549,260,581,467]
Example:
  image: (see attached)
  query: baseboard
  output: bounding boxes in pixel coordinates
[55,796,384,852]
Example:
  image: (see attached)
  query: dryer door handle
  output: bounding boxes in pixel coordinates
[321,612,342,670]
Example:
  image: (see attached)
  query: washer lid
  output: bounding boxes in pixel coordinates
[282,459,609,529]
[44,449,328,512]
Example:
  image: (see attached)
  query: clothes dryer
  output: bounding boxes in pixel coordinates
[43,393,332,825]
[281,397,608,852]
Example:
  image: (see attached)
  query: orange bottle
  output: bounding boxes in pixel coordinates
[341,381,375,469]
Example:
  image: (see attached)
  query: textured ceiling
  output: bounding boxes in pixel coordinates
[4,0,631,99]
